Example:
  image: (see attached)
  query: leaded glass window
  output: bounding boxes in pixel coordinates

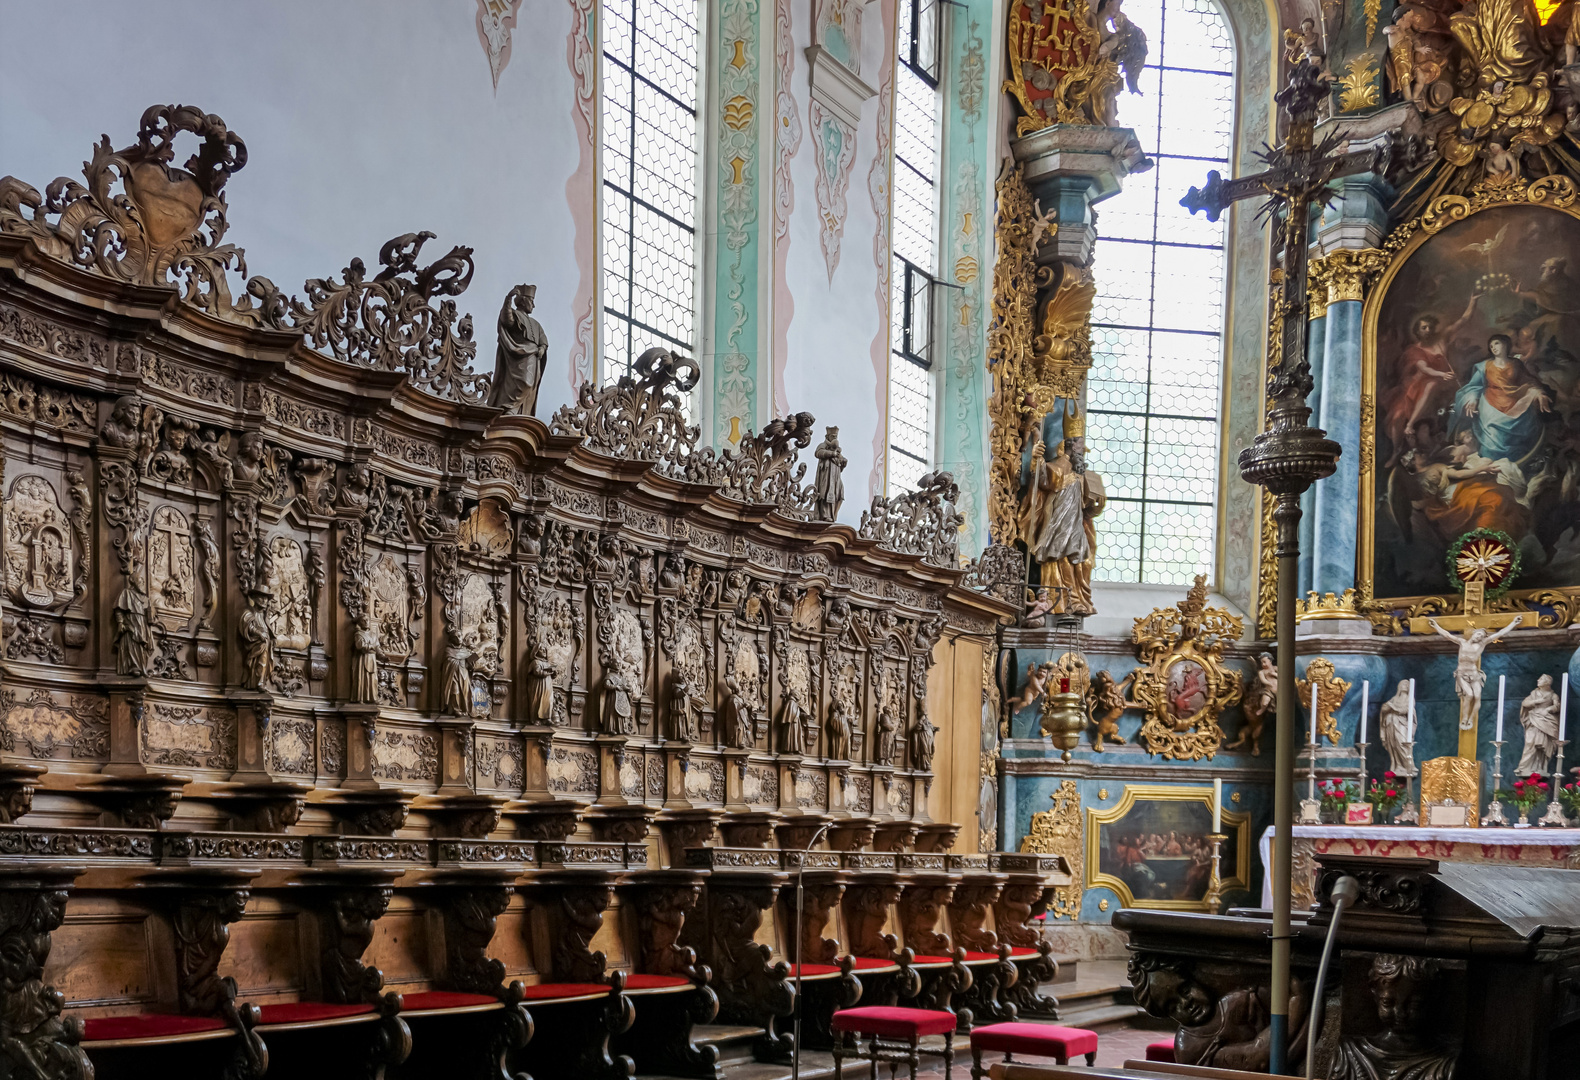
[887,0,944,494]
[1086,0,1234,585]
[601,0,702,381]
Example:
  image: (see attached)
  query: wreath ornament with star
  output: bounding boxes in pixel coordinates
[1446,528,1521,600]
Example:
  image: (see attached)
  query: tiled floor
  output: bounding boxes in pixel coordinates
[906,1022,1169,1079]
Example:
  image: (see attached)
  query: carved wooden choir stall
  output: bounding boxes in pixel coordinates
[0,107,1067,1079]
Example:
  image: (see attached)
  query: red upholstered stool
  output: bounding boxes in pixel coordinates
[968,1022,1098,1079]
[831,1005,956,1080]
[1146,1039,1176,1062]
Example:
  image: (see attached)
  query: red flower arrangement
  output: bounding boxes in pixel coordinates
[1497,773,1550,815]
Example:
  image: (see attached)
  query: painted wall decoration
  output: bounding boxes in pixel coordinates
[1365,191,1580,611]
[475,0,525,91]
[713,0,762,446]
[811,100,859,283]
[1086,785,1249,910]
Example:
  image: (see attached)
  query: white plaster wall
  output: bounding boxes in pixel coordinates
[0,0,586,417]
[778,0,893,523]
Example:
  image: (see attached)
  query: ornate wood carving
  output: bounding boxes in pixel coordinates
[0,874,93,1080]
[320,885,394,1004]
[437,886,510,995]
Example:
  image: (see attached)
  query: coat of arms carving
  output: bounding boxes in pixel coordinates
[1129,575,1244,761]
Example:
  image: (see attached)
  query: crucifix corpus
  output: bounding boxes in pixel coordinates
[1181,58,1392,1076]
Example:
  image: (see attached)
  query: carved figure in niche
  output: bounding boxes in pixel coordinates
[813,426,847,521]
[190,428,234,490]
[721,675,755,749]
[4,475,76,609]
[519,513,544,558]
[826,596,849,631]
[659,555,684,592]
[602,669,636,736]
[1087,670,1134,751]
[112,569,153,677]
[1330,955,1458,1080]
[194,517,220,629]
[489,284,549,416]
[781,689,807,754]
[874,706,899,766]
[1225,653,1276,755]
[909,711,936,771]
[100,396,142,449]
[340,464,372,512]
[367,555,412,660]
[1017,408,1105,616]
[239,590,275,690]
[352,611,379,705]
[668,671,699,742]
[1426,616,1523,735]
[267,536,313,651]
[524,644,556,725]
[1516,673,1561,775]
[721,571,747,608]
[1008,660,1056,714]
[1380,679,1417,777]
[826,705,852,760]
[148,505,196,629]
[145,418,193,486]
[442,635,474,716]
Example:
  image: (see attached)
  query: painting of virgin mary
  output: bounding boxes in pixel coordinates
[1371,204,1580,598]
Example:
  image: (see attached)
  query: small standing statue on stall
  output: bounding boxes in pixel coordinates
[874,706,900,766]
[720,675,754,749]
[489,283,549,416]
[1018,408,1106,617]
[238,588,275,691]
[1515,674,1561,776]
[909,711,937,772]
[1087,670,1134,752]
[826,704,852,760]
[523,643,556,724]
[780,689,807,755]
[1225,653,1277,755]
[1380,679,1417,777]
[351,611,380,705]
[667,671,699,742]
[1425,616,1523,735]
[812,426,846,521]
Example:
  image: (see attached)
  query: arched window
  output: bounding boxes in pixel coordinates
[600,0,703,380]
[1086,0,1235,585]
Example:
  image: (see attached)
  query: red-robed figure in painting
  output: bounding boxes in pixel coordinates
[1382,294,1481,466]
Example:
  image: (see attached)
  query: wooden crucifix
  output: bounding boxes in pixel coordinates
[1180,57,1394,1078]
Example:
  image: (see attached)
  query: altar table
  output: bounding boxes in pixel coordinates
[1259,824,1580,908]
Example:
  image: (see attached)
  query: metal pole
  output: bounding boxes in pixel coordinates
[1270,498,1300,1072]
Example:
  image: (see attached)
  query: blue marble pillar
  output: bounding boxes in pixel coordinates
[1298,312,1326,597]
[1313,299,1362,594]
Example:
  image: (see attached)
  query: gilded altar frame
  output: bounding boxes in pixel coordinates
[1356,177,1580,633]
[1084,784,1251,911]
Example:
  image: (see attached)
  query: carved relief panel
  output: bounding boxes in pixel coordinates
[268,535,313,650]
[5,474,80,610]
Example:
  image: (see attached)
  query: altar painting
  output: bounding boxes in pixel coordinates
[1368,203,1580,602]
[1087,785,1249,910]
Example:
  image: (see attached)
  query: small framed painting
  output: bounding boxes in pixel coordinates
[1086,785,1251,911]
[1345,803,1374,825]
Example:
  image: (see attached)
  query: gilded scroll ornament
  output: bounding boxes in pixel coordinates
[1020,779,1083,919]
[1002,0,1144,134]
[1295,658,1351,745]
[1129,576,1244,761]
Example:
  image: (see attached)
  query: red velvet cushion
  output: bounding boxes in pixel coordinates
[970,1023,1098,1059]
[82,1014,231,1042]
[831,1006,957,1038]
[963,952,1000,962]
[787,964,841,977]
[1008,947,1041,958]
[1146,1040,1176,1062]
[843,956,899,970]
[625,974,691,991]
[519,983,612,1002]
[402,992,501,1011]
[257,1002,375,1026]
[910,955,957,965]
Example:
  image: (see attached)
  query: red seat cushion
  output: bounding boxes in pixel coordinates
[82,1014,231,1042]
[519,982,612,1002]
[910,955,957,965]
[625,974,691,991]
[787,964,841,977]
[1146,1040,1176,1062]
[402,992,501,1011]
[970,1023,1098,1059]
[844,956,899,970]
[1008,947,1041,958]
[963,952,1000,962]
[832,1006,957,1038]
[257,1002,375,1025]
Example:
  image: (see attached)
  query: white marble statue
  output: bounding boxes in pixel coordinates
[1515,674,1562,777]
[1425,616,1523,733]
[1379,679,1416,777]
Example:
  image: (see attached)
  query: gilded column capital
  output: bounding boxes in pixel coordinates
[1311,246,1390,305]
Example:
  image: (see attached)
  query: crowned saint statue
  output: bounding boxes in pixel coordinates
[1018,405,1105,616]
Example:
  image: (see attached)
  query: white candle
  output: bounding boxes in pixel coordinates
[1213,778,1222,832]
[1561,674,1570,742]
[1359,681,1369,744]
[1496,675,1505,743]
[1310,680,1320,747]
[1408,679,1416,741]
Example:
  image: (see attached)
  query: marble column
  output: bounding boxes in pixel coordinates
[1312,296,1362,595]
[1298,309,1326,598]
